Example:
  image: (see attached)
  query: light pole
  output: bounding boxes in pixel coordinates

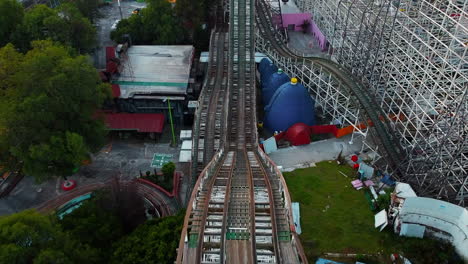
[117,0,123,20]
[164,98,177,147]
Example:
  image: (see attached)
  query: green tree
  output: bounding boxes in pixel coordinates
[0,210,100,264]
[0,0,24,47]
[161,161,176,180]
[12,4,96,53]
[0,40,110,182]
[63,0,100,22]
[59,192,124,262]
[110,210,185,264]
[111,0,186,45]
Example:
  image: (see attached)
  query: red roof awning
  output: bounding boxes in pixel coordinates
[104,113,165,133]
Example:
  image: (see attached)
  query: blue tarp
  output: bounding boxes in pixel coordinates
[262,70,290,105]
[381,174,396,186]
[259,58,278,85]
[264,81,316,132]
[292,202,302,234]
[315,258,343,264]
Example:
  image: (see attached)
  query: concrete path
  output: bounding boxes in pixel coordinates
[268,135,363,171]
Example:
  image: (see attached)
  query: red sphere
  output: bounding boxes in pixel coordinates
[61,180,77,191]
[353,163,360,169]
[351,155,358,162]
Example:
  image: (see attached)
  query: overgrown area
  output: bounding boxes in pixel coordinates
[0,191,185,264]
[141,162,176,192]
[283,162,463,264]
[111,0,215,51]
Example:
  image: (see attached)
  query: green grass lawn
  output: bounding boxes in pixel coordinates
[283,161,463,264]
[284,161,386,256]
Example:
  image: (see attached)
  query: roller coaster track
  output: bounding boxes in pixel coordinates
[191,7,230,187]
[255,0,405,175]
[178,0,306,262]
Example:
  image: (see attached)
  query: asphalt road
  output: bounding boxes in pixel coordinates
[93,0,147,69]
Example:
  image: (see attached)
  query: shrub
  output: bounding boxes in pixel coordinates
[161,162,176,179]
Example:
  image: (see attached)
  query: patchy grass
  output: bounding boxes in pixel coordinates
[284,161,384,256]
[283,161,463,264]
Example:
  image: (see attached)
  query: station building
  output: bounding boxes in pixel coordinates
[102,44,196,136]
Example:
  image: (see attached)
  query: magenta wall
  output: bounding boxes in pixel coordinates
[281,13,311,32]
[308,19,328,51]
[281,13,329,52]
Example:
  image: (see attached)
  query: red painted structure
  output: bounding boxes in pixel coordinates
[104,113,165,133]
[274,123,339,146]
[137,171,182,203]
[111,84,121,98]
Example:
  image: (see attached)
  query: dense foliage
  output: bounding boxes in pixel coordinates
[12,4,96,53]
[0,0,96,53]
[0,0,23,47]
[0,210,99,264]
[62,0,100,22]
[0,41,110,182]
[111,0,186,45]
[0,192,184,263]
[111,210,185,264]
[111,0,214,50]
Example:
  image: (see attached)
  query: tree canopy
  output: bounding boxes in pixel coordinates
[62,0,100,22]
[11,4,96,53]
[0,0,24,47]
[0,40,110,182]
[0,210,99,264]
[111,0,186,45]
[59,192,125,262]
[110,210,185,264]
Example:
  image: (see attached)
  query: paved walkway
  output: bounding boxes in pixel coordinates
[268,135,363,171]
[0,138,183,216]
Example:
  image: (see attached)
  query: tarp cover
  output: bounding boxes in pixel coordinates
[292,202,302,234]
[262,70,290,105]
[259,58,278,85]
[264,81,316,132]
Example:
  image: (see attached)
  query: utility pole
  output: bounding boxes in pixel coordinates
[117,0,123,20]
[166,98,177,147]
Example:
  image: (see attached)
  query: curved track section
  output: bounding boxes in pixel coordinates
[255,0,404,174]
[36,180,178,217]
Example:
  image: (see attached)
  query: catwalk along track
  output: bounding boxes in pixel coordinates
[177,0,307,263]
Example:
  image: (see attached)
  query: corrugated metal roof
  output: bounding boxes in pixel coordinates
[401,197,466,221]
[104,113,165,133]
[116,45,194,98]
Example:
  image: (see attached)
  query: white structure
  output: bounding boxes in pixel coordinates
[395,197,468,260]
[116,45,194,99]
[258,0,468,206]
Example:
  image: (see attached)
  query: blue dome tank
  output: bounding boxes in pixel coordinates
[262,69,289,105]
[259,58,278,86]
[264,78,316,132]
